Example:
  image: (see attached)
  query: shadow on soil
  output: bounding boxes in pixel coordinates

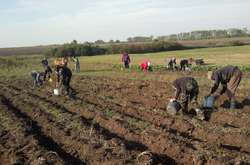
[221,98,250,109]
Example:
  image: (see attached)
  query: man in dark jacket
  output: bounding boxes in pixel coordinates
[171,77,199,113]
[55,65,73,96]
[207,65,242,109]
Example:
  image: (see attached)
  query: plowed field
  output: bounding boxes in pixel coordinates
[0,72,250,165]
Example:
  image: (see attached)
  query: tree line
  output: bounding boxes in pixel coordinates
[158,28,250,41]
[44,40,185,57]
[93,28,250,43]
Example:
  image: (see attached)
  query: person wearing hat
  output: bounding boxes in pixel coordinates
[207,65,242,109]
[171,77,199,113]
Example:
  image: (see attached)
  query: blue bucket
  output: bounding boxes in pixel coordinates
[166,101,181,115]
[203,96,215,108]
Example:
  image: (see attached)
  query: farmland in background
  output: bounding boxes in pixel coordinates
[1,37,250,56]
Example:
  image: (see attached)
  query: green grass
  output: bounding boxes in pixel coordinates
[1,45,250,77]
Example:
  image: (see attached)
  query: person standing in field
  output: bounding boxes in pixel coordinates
[41,57,52,81]
[121,52,131,69]
[207,65,242,109]
[171,77,199,113]
[72,56,80,72]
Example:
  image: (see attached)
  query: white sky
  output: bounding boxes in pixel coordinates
[0,0,250,47]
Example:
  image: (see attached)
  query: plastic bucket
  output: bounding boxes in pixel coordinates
[53,88,60,96]
[166,101,181,115]
[203,96,215,108]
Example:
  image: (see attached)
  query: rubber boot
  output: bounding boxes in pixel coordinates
[230,100,236,109]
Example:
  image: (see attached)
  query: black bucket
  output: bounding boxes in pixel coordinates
[166,101,181,115]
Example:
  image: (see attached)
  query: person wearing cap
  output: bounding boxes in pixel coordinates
[207,65,242,109]
[171,77,199,113]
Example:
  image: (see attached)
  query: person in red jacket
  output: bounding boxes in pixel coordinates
[140,60,151,72]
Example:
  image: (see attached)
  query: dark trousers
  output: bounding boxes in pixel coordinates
[44,66,52,81]
[124,61,130,68]
[62,75,73,95]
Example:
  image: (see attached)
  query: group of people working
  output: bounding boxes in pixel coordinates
[31,56,80,98]
[121,52,152,72]
[172,65,242,116]
[31,52,243,115]
[168,57,193,71]
[121,52,193,72]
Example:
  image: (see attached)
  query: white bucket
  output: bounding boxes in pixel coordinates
[53,88,60,96]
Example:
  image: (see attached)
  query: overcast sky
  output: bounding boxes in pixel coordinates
[1,0,250,47]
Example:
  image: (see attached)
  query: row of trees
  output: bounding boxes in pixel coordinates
[93,28,250,43]
[158,28,250,41]
[44,40,184,57]
[87,28,250,44]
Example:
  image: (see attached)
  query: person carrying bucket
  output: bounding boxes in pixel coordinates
[171,77,199,113]
[55,63,74,98]
[207,65,242,109]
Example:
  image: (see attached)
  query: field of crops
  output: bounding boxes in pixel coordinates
[0,45,250,164]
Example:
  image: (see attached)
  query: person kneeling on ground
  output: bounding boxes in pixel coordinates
[31,71,44,87]
[171,77,199,114]
[140,60,152,72]
[207,65,242,109]
[55,65,74,97]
